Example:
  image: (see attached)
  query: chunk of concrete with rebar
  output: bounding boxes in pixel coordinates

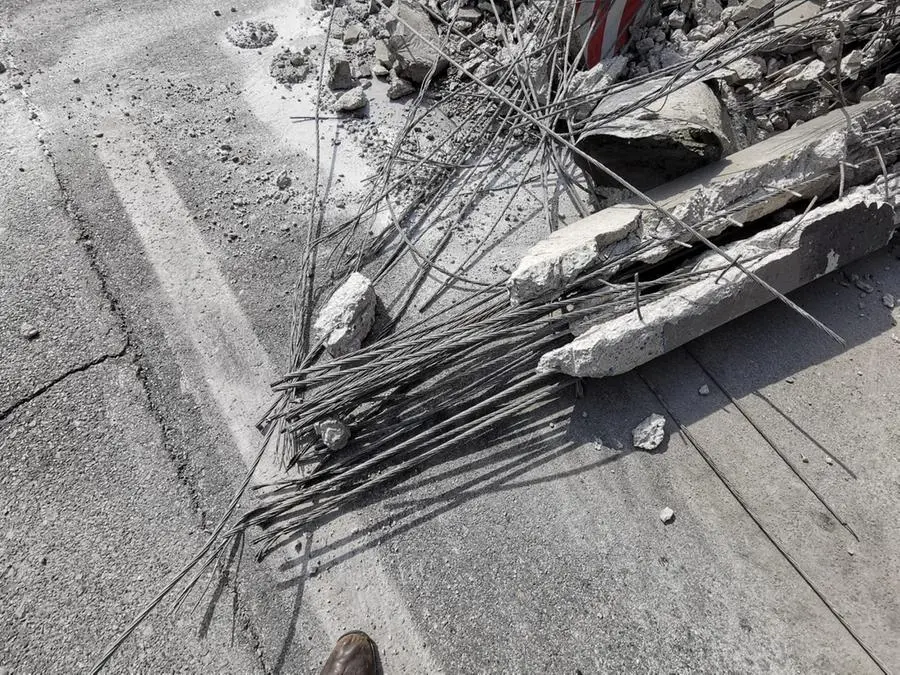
[314,272,377,357]
[510,100,896,305]
[537,178,898,378]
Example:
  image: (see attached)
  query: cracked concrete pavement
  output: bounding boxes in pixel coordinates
[2,0,899,673]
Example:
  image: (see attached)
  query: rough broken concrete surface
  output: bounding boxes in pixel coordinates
[538,178,898,378]
[313,272,377,357]
[507,205,642,303]
[575,78,737,190]
[387,0,449,84]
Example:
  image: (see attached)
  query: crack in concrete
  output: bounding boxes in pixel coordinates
[0,346,128,423]
[12,80,211,531]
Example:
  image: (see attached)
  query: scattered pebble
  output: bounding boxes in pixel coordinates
[275,170,291,190]
[785,376,795,384]
[800,454,809,463]
[315,418,351,451]
[882,293,895,308]
[698,384,710,396]
[632,413,666,451]
[659,507,675,524]
[19,322,40,340]
[825,456,834,466]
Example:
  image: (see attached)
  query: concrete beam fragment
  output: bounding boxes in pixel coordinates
[537,178,898,378]
[509,99,896,304]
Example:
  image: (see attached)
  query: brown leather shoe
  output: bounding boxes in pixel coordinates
[319,630,379,675]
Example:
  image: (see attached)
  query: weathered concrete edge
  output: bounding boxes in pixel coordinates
[537,178,899,378]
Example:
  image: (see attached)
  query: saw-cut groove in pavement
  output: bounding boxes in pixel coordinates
[97,130,439,673]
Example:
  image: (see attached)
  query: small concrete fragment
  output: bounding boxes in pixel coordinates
[507,205,642,303]
[275,170,291,190]
[374,39,393,68]
[386,0,448,84]
[328,56,357,90]
[343,22,368,44]
[313,272,377,357]
[659,507,676,524]
[19,322,40,340]
[566,56,629,121]
[387,68,416,99]
[575,77,736,190]
[539,177,899,378]
[315,418,351,451]
[633,414,666,450]
[698,384,710,396]
[335,86,368,113]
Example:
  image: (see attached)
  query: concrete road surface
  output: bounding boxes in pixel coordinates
[2,1,898,673]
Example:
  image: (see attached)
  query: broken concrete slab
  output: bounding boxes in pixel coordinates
[313,272,377,357]
[538,176,899,378]
[574,77,737,190]
[507,205,642,304]
[387,0,449,84]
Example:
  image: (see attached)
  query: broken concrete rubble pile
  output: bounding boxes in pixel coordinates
[510,86,900,379]
[569,0,900,189]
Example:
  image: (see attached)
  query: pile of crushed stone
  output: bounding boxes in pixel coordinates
[226,20,278,49]
[270,48,311,85]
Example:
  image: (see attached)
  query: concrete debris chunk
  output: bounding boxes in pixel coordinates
[575,77,736,190]
[659,507,676,524]
[783,59,826,91]
[343,22,368,44]
[313,272,377,357]
[721,0,772,25]
[315,418,351,451]
[335,86,368,112]
[882,293,896,309]
[566,56,630,121]
[507,205,642,303]
[386,0,449,84]
[275,170,291,190]
[328,55,357,90]
[374,39,393,68]
[861,73,900,104]
[19,322,40,340]
[538,177,899,378]
[723,56,765,85]
[633,414,667,450]
[387,68,416,99]
[698,384,710,396]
